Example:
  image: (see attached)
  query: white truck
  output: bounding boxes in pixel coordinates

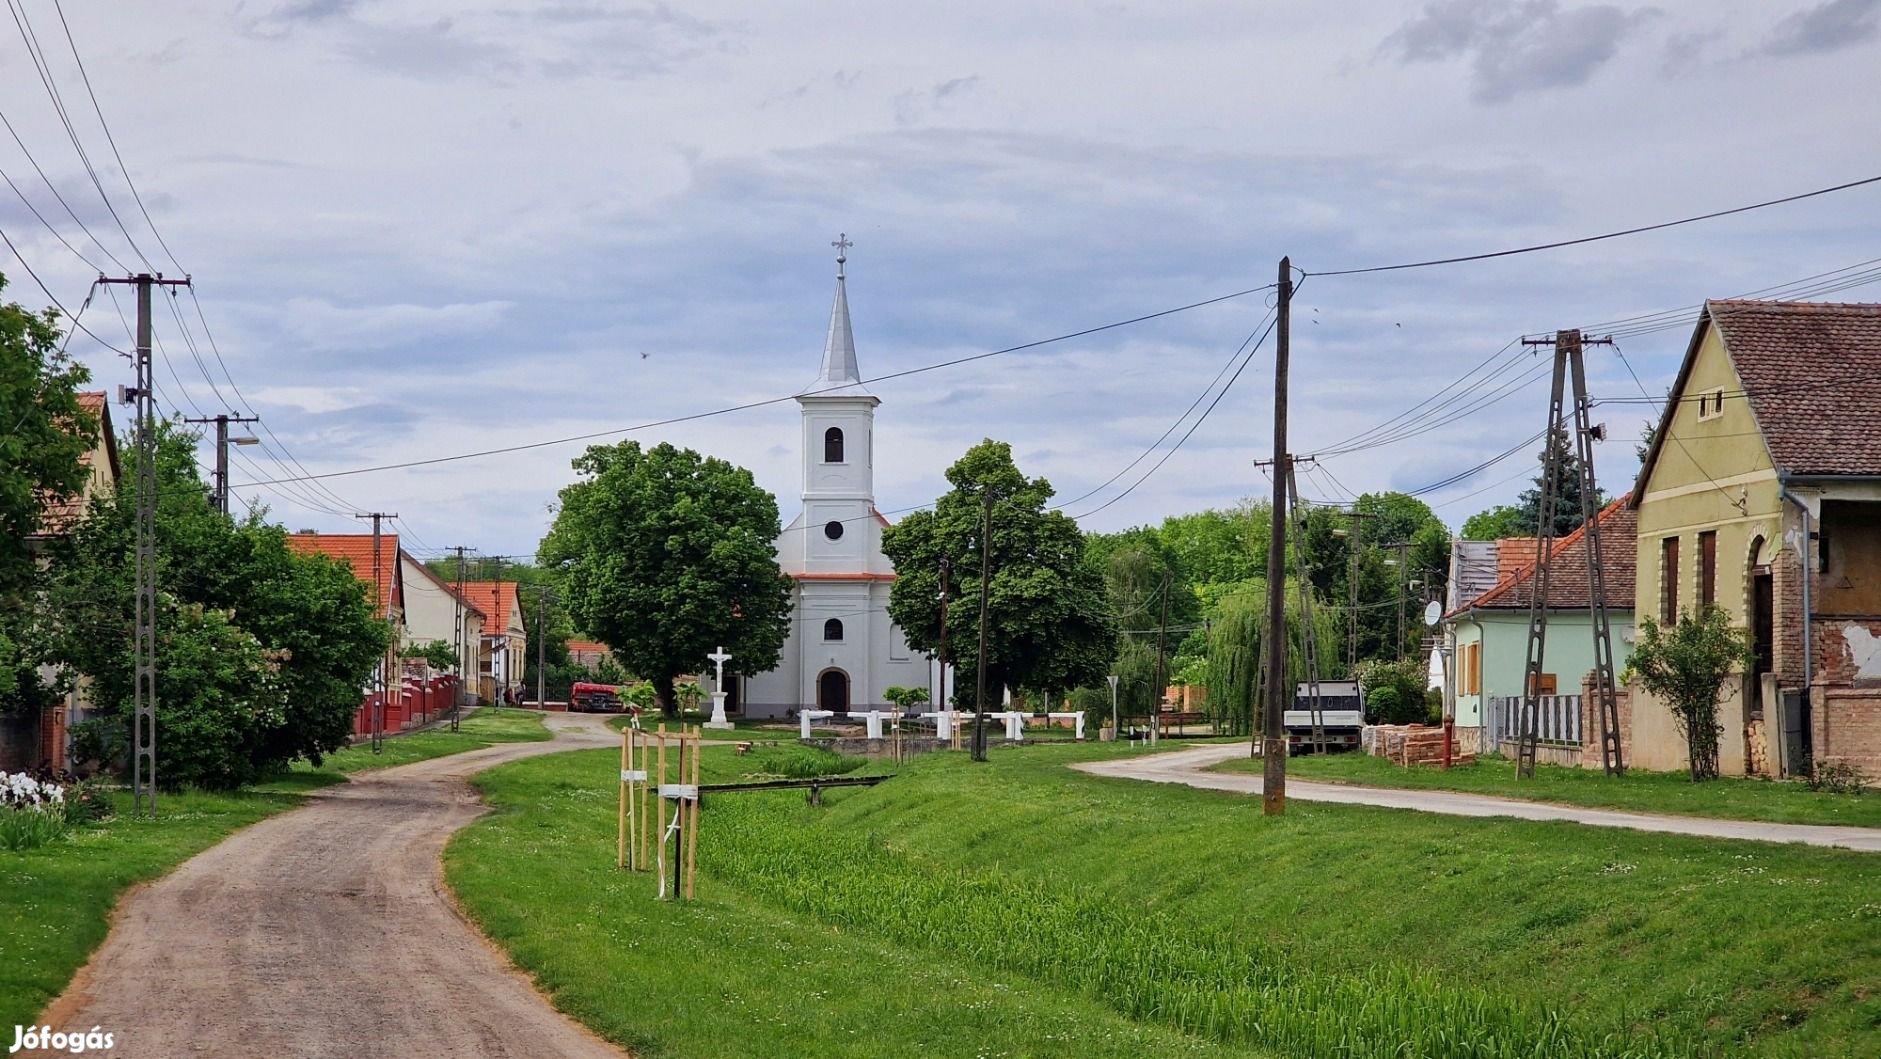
[1282,680,1365,754]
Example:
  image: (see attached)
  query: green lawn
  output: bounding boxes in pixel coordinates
[604,713,838,741]
[1211,750,1881,828]
[0,707,548,1026]
[448,740,1881,1058]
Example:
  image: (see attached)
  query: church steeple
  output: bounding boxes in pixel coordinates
[814,233,863,390]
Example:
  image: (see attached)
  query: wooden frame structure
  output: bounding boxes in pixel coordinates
[618,722,703,900]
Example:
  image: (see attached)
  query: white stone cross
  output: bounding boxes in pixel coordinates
[705,646,735,729]
[707,646,732,689]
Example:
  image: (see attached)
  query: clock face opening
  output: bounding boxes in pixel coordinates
[825,520,845,541]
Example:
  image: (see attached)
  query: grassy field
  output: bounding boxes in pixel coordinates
[448,740,1881,1058]
[0,707,547,1026]
[1212,750,1881,828]
[604,713,840,741]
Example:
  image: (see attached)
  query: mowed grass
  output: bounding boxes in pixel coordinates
[0,707,548,1025]
[1212,750,1881,828]
[448,740,1881,1058]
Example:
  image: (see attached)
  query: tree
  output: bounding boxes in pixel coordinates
[46,422,387,786]
[1514,431,1605,538]
[0,276,97,716]
[882,686,929,711]
[1357,658,1434,726]
[881,440,1117,711]
[1461,505,1527,541]
[402,639,458,671]
[538,440,792,717]
[1203,579,1341,736]
[1626,607,1752,781]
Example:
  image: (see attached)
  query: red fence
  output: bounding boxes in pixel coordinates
[353,674,463,739]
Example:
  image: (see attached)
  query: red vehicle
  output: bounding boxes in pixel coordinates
[569,682,627,713]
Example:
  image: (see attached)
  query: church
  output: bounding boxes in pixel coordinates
[738,241,931,718]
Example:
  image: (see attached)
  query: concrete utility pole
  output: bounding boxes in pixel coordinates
[103,272,189,816]
[1337,510,1374,672]
[972,491,995,763]
[1153,571,1170,743]
[1261,257,1292,815]
[491,555,505,709]
[355,512,396,753]
[937,556,950,713]
[450,545,468,732]
[1395,541,1410,662]
[182,413,259,514]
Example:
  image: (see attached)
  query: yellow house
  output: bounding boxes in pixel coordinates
[1630,300,1881,779]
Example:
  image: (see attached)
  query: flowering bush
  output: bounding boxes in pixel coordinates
[0,770,69,850]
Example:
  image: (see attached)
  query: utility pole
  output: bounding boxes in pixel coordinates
[972,490,994,763]
[355,512,396,753]
[181,413,259,514]
[1395,540,1410,662]
[1515,328,1624,777]
[937,556,951,715]
[1337,510,1374,673]
[491,555,505,709]
[450,545,468,732]
[1152,571,1170,744]
[103,272,189,816]
[1261,256,1291,815]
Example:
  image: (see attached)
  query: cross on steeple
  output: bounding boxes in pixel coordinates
[832,232,853,279]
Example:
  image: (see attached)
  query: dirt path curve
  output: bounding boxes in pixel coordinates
[1074,743,1881,853]
[31,712,629,1059]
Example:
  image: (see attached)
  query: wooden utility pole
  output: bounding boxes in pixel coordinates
[1261,257,1291,815]
[355,511,397,753]
[972,491,994,762]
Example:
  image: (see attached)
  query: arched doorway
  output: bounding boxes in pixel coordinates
[817,668,850,714]
[1749,536,1773,721]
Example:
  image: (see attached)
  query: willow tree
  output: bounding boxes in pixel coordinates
[1205,579,1341,736]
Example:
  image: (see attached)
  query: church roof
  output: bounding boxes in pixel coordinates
[805,237,874,399]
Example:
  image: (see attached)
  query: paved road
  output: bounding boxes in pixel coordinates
[31,712,629,1059]
[1074,742,1881,853]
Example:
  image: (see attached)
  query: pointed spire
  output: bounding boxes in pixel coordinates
[815,233,863,389]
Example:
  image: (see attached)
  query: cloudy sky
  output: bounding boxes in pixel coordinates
[7,0,1880,560]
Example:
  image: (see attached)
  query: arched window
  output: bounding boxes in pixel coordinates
[823,618,844,641]
[824,427,844,463]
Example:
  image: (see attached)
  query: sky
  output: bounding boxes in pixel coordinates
[5,0,1880,562]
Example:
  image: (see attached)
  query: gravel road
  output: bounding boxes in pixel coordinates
[1075,742,1881,853]
[29,712,628,1059]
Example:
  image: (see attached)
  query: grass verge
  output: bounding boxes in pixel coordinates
[448,740,1881,1057]
[0,706,548,1025]
[1211,750,1881,828]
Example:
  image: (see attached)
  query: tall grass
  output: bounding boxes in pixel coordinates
[748,746,864,779]
[705,794,1698,1059]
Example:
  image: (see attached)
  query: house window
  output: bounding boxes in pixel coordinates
[823,618,844,642]
[1695,388,1727,420]
[1461,642,1480,696]
[824,427,844,463]
[1661,536,1680,624]
[1698,530,1717,608]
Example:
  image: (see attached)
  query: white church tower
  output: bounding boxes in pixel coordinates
[741,237,926,717]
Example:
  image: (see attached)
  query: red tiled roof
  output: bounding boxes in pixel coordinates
[1495,538,1537,583]
[285,532,402,616]
[1708,300,1881,477]
[566,639,609,655]
[461,581,522,635]
[1459,495,1636,612]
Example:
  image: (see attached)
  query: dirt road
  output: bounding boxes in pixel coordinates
[1075,742,1881,853]
[31,712,628,1059]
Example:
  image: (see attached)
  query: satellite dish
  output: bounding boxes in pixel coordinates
[1423,600,1443,627]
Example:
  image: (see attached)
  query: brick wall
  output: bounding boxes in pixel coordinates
[1813,687,1881,779]
[1772,542,1807,686]
[1579,672,1631,769]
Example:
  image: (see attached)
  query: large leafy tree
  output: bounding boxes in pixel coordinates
[1461,504,1526,541]
[538,440,791,716]
[46,422,387,787]
[882,440,1116,710]
[0,276,97,715]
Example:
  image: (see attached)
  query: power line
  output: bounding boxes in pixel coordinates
[1305,174,1881,278]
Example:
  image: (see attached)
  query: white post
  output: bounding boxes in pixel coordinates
[1074,712,1086,740]
[1106,673,1119,743]
[800,712,814,740]
[863,711,884,740]
[706,646,734,729]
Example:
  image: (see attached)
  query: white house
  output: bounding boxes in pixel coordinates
[740,247,928,717]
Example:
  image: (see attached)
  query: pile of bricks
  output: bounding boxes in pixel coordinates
[1369,724,1475,767]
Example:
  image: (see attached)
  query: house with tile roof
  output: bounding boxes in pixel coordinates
[460,581,527,703]
[399,552,485,705]
[4,393,119,772]
[1443,497,1636,761]
[283,531,406,713]
[1630,300,1881,779]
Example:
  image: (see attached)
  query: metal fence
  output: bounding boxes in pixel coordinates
[1491,695,1582,748]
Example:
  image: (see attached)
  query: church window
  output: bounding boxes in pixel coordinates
[824,427,844,463]
[824,618,844,641]
[824,520,844,541]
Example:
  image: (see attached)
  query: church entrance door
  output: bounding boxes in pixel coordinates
[817,668,850,714]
